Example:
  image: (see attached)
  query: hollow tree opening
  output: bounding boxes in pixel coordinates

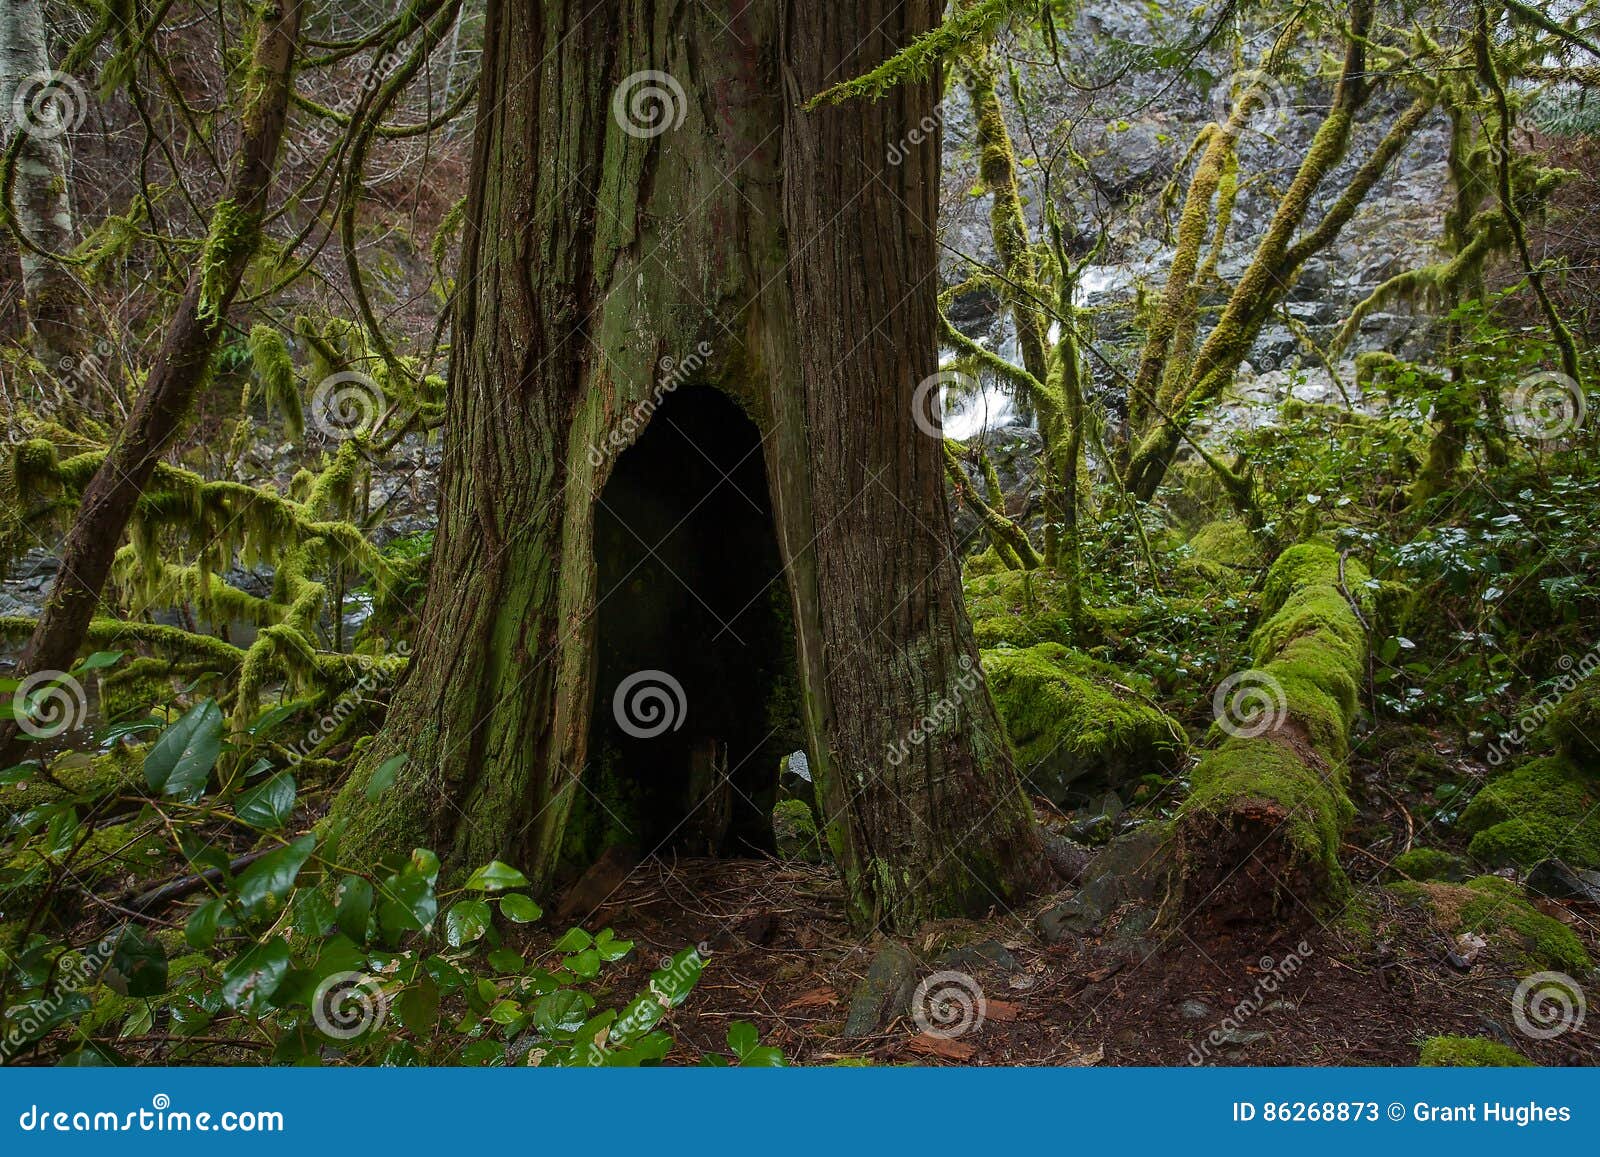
[573,385,802,864]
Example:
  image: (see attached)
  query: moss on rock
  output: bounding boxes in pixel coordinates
[1460,755,1600,870]
[1549,678,1600,768]
[980,643,1187,804]
[1390,846,1468,882]
[962,569,1080,648]
[1418,1036,1533,1067]
[1180,520,1263,588]
[772,799,824,863]
[1391,874,1592,974]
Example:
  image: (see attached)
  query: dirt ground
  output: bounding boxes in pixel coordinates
[550,850,1599,1067]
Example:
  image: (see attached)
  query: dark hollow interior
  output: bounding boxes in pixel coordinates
[575,385,801,863]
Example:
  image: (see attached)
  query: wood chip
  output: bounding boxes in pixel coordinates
[907,1032,976,1061]
[780,987,839,1011]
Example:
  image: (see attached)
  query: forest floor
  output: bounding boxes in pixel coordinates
[547,850,1598,1067]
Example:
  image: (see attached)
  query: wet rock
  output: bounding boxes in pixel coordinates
[938,939,1020,974]
[843,940,920,1038]
[771,799,824,864]
[1527,858,1600,904]
[1178,999,1214,1021]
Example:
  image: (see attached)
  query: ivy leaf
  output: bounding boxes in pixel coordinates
[73,651,124,673]
[650,947,704,1008]
[377,872,437,939]
[143,699,223,802]
[594,928,632,961]
[185,897,224,950]
[551,927,592,954]
[462,860,529,892]
[499,893,542,923]
[444,900,492,946]
[532,990,590,1035]
[220,939,291,1015]
[234,771,296,829]
[234,834,317,915]
[334,876,374,941]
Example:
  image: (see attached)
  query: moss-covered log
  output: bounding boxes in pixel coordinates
[1175,543,1371,920]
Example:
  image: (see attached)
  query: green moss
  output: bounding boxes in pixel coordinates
[1418,1036,1533,1067]
[1392,875,1591,974]
[980,643,1186,804]
[1460,755,1600,870]
[962,569,1080,648]
[1181,520,1263,587]
[1390,846,1468,882]
[1548,678,1600,768]
[963,547,1008,577]
[772,799,824,863]
[1181,738,1352,888]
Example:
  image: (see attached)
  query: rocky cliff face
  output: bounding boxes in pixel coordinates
[936,4,1450,466]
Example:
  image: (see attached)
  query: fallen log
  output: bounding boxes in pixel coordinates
[1175,543,1372,921]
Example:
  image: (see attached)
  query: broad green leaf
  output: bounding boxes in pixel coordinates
[444,900,492,946]
[185,897,223,949]
[235,770,296,829]
[499,893,542,923]
[334,876,374,941]
[396,978,440,1032]
[74,651,124,673]
[594,928,632,961]
[650,947,704,1008]
[234,834,317,914]
[143,699,224,801]
[611,993,665,1045]
[378,872,437,939]
[486,948,525,974]
[551,927,592,953]
[462,860,529,892]
[532,989,590,1035]
[220,939,291,1014]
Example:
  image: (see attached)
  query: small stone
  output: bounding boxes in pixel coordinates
[1178,999,1213,1021]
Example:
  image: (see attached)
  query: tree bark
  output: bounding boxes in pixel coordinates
[0,0,302,766]
[0,0,85,369]
[331,0,1045,932]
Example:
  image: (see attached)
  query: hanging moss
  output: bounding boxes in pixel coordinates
[247,323,302,437]
[981,643,1187,804]
[1459,755,1600,870]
